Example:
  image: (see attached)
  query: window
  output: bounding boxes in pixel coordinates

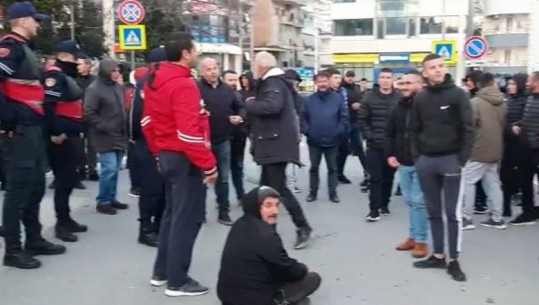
[333,19,374,36]
[420,17,442,34]
[444,17,459,34]
[386,17,407,35]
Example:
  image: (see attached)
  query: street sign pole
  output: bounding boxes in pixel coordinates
[131,50,135,70]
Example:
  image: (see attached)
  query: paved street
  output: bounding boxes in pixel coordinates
[1,144,539,305]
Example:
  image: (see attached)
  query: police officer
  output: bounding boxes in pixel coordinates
[0,1,66,269]
[130,47,167,247]
[43,40,89,242]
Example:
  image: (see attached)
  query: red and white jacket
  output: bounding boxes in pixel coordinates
[141,62,216,175]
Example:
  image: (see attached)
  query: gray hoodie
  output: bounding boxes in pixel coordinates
[83,59,128,153]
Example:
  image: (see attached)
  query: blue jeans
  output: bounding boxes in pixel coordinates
[398,166,428,243]
[212,141,230,212]
[96,151,124,206]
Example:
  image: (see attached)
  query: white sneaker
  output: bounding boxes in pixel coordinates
[462,219,475,230]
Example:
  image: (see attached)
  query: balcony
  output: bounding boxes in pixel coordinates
[483,27,529,48]
[278,9,304,28]
[273,0,306,6]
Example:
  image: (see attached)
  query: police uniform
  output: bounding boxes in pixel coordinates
[0,1,65,270]
[43,40,88,243]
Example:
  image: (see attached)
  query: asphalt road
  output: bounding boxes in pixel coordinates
[1,144,538,305]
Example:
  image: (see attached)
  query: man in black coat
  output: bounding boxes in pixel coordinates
[217,186,321,305]
[246,51,313,250]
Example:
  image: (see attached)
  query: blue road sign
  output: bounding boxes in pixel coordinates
[119,25,147,50]
[464,36,488,60]
[432,40,457,65]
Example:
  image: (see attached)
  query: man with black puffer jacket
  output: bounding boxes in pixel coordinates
[411,54,474,282]
[358,67,400,222]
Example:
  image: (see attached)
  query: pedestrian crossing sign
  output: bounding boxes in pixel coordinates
[432,40,457,65]
[119,24,147,50]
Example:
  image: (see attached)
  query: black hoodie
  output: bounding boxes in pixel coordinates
[411,74,475,166]
[385,96,415,166]
[217,186,307,305]
[357,88,400,150]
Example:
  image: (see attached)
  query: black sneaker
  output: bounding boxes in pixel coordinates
[48,180,56,189]
[3,250,41,269]
[413,255,447,269]
[97,204,117,215]
[394,187,402,196]
[365,211,381,222]
[218,212,234,226]
[380,207,390,216]
[294,226,312,250]
[462,218,475,230]
[360,182,369,193]
[88,171,99,181]
[474,205,488,215]
[338,176,351,184]
[55,225,78,242]
[64,218,88,233]
[128,188,141,198]
[510,213,537,226]
[447,260,467,282]
[150,275,167,287]
[329,194,340,203]
[305,194,317,202]
[360,178,370,188]
[75,181,87,190]
[111,201,129,210]
[165,280,209,297]
[25,238,66,256]
[480,218,507,230]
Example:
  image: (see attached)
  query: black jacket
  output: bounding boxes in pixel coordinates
[198,79,245,144]
[128,75,148,141]
[76,74,96,91]
[519,94,539,149]
[385,96,415,166]
[218,187,308,305]
[341,82,361,125]
[246,68,301,165]
[411,74,475,166]
[358,88,400,151]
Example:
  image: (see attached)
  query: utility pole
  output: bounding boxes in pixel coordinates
[70,4,75,40]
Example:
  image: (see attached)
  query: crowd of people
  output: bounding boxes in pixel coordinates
[2,1,539,305]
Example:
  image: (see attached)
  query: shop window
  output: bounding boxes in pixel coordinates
[420,17,442,34]
[386,17,407,35]
[333,19,374,36]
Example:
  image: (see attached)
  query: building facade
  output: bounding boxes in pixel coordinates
[330,0,469,82]
[482,0,531,74]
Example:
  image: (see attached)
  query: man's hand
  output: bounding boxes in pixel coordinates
[229,115,244,125]
[203,171,218,185]
[351,102,361,111]
[50,133,67,145]
[387,156,401,168]
[512,125,521,136]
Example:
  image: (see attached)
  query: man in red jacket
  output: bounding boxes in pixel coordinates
[142,32,217,297]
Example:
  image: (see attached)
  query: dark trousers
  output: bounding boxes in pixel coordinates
[260,163,309,229]
[308,145,338,196]
[230,136,246,200]
[134,139,165,224]
[282,272,322,305]
[71,136,85,178]
[128,143,142,190]
[517,150,539,216]
[336,133,349,177]
[48,138,79,221]
[366,147,395,212]
[2,125,46,249]
[500,146,525,214]
[85,132,97,172]
[350,125,368,176]
[154,152,206,287]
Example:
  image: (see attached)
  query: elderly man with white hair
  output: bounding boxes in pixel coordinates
[245,51,313,249]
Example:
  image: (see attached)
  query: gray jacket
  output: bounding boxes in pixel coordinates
[83,59,128,153]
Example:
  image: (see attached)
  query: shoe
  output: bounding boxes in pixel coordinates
[503,210,512,218]
[447,260,467,282]
[3,249,41,269]
[150,275,167,287]
[128,188,141,198]
[329,194,340,203]
[293,187,302,194]
[413,255,447,269]
[294,226,312,250]
[462,218,475,230]
[25,238,66,256]
[75,181,86,190]
[218,212,234,226]
[338,176,351,184]
[111,201,129,210]
[411,243,428,258]
[55,224,78,242]
[96,204,117,215]
[510,213,537,226]
[88,171,99,181]
[139,220,159,247]
[165,280,209,297]
[305,194,317,202]
[480,218,507,230]
[360,178,370,188]
[360,183,369,193]
[64,217,88,233]
[473,205,488,215]
[395,187,402,196]
[365,211,381,222]
[380,208,390,216]
[395,238,415,251]
[48,180,56,189]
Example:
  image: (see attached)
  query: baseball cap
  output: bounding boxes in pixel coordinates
[345,70,355,77]
[6,1,50,21]
[284,69,302,83]
[55,40,83,58]
[147,47,167,63]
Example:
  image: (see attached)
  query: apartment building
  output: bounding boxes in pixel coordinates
[301,0,333,68]
[331,0,468,81]
[482,0,531,74]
